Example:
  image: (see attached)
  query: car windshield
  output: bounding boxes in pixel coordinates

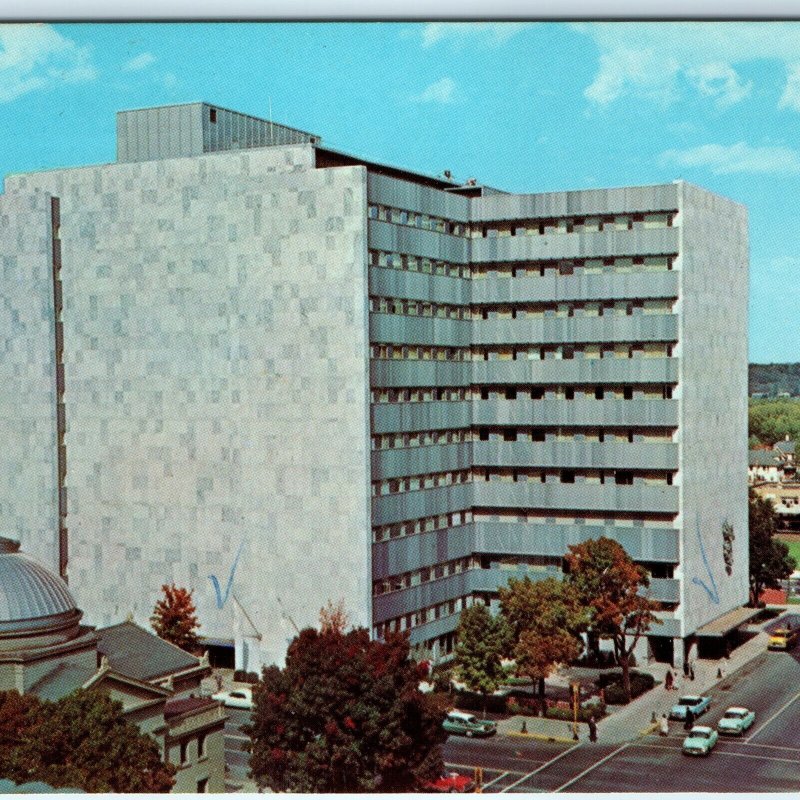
[464,716,477,724]
[678,697,698,705]
[691,730,711,739]
[724,711,744,719]
[231,692,245,698]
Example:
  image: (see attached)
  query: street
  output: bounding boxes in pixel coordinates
[444,641,800,792]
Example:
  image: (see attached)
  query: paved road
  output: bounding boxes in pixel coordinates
[445,642,800,792]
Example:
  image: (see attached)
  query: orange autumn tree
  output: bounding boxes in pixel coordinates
[150,583,200,653]
[565,538,659,703]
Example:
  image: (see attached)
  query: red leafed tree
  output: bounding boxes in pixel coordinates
[150,583,200,653]
[565,538,659,703]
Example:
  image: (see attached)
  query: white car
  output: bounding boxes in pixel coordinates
[211,687,253,710]
[717,706,755,735]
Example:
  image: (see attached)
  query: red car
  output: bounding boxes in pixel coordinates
[423,772,475,793]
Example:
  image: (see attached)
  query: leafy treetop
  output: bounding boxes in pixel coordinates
[150,583,200,653]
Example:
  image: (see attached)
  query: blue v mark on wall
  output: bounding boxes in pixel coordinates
[691,515,720,604]
[208,542,244,610]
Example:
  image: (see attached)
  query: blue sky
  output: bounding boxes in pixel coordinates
[1,21,797,362]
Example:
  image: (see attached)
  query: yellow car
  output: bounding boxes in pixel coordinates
[768,627,799,651]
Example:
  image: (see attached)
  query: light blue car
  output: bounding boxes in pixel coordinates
[682,725,718,756]
[717,706,755,735]
[669,694,712,720]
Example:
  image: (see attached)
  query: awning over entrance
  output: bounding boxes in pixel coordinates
[695,606,761,638]
[198,636,235,649]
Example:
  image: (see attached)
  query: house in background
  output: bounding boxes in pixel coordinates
[0,537,226,793]
[748,450,784,484]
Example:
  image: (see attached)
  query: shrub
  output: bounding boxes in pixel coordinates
[234,670,259,684]
[598,671,655,704]
[545,701,606,722]
[451,689,508,714]
[430,664,454,694]
[506,695,541,716]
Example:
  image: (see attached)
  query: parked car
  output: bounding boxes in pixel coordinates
[682,725,718,756]
[442,710,497,738]
[767,627,799,650]
[717,706,756,735]
[669,694,712,720]
[422,771,475,793]
[211,687,253,710]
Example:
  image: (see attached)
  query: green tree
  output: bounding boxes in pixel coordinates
[565,538,659,703]
[150,583,200,653]
[749,490,797,605]
[0,689,175,792]
[498,576,587,698]
[453,602,510,714]
[247,626,447,793]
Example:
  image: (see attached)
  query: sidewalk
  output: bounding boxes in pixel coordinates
[496,714,588,743]
[596,628,772,744]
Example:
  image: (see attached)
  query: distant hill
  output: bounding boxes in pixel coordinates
[750,363,800,397]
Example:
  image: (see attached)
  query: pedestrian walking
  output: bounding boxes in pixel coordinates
[684,708,695,731]
[659,714,669,736]
[588,715,598,743]
[665,670,673,691]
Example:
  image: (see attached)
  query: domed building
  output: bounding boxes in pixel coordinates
[0,537,226,793]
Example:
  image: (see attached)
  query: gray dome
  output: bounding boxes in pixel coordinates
[0,553,77,627]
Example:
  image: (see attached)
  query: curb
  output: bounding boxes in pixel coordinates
[637,721,659,737]
[507,730,578,744]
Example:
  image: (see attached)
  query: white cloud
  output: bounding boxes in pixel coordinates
[661,142,800,175]
[122,52,156,72]
[574,22,800,110]
[162,72,178,89]
[685,62,752,108]
[420,22,532,48]
[0,23,95,103]
[779,62,800,111]
[411,77,458,104]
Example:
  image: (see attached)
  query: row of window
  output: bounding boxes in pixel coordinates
[374,594,473,637]
[368,205,677,240]
[371,387,469,403]
[475,384,674,400]
[373,510,474,543]
[370,342,674,361]
[373,553,566,598]
[371,508,677,543]
[373,555,480,596]
[473,211,676,238]
[473,428,674,444]
[471,255,674,278]
[368,205,469,237]
[372,428,471,450]
[369,384,675,404]
[369,296,470,319]
[479,468,674,486]
[369,249,469,276]
[371,469,472,497]
[369,296,676,320]
[369,249,675,279]
[371,426,674,451]
[370,466,674,496]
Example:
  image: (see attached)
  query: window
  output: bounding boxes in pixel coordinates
[209,108,217,124]
[623,386,633,400]
[615,471,634,485]
[532,430,545,442]
[595,386,604,400]
[531,387,544,400]
[561,470,576,484]
[197,779,208,793]
[565,387,575,400]
[198,733,207,759]
[505,388,517,400]
[503,430,516,442]
[180,740,189,765]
